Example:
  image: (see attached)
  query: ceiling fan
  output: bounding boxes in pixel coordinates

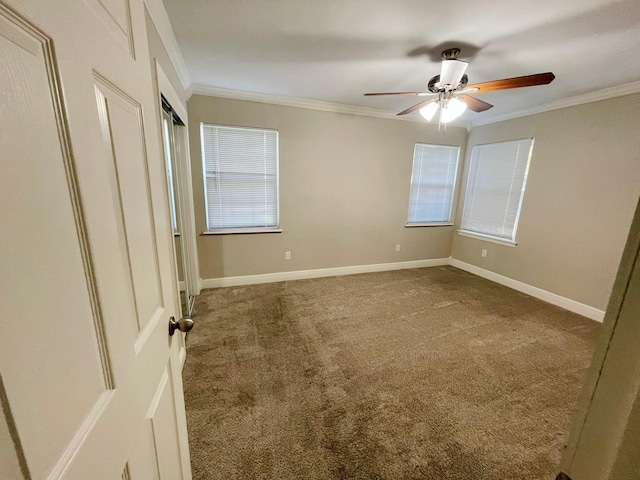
[364,48,555,123]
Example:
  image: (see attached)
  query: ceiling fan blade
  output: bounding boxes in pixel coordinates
[459,94,493,112]
[397,99,433,116]
[467,72,555,93]
[364,92,433,96]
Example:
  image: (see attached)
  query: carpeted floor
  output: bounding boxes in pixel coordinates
[183,266,599,480]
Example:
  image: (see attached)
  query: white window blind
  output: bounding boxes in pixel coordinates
[461,138,534,243]
[201,124,279,231]
[407,143,460,224]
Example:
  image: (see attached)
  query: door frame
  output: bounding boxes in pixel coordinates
[152,55,201,317]
[560,195,640,479]
[143,0,198,302]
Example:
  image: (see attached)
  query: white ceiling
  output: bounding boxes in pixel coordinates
[162,0,640,124]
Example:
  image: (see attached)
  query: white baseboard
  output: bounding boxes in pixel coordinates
[179,281,185,292]
[450,259,605,322]
[200,257,451,289]
[198,256,604,322]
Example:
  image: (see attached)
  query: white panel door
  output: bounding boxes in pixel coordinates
[0,0,191,478]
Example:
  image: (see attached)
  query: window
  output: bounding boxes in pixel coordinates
[460,138,534,244]
[200,124,279,232]
[406,143,460,225]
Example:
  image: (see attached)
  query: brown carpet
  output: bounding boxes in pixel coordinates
[184,266,599,480]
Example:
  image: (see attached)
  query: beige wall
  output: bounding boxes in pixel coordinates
[451,94,640,310]
[187,95,468,279]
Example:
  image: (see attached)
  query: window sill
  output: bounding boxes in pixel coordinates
[405,222,454,228]
[457,230,517,247]
[202,228,283,235]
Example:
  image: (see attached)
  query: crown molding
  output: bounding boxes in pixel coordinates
[471,80,640,127]
[190,80,640,131]
[190,84,472,130]
[144,0,191,91]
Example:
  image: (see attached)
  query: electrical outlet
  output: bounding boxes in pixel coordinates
[481,249,487,258]
[285,251,291,260]
[395,244,401,252]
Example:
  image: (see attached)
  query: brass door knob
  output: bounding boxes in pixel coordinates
[169,316,194,336]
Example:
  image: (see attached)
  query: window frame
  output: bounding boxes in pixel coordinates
[458,138,535,246]
[200,123,281,235]
[405,143,461,227]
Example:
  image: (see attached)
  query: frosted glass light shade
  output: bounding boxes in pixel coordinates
[440,60,468,88]
[419,101,439,121]
[440,98,467,123]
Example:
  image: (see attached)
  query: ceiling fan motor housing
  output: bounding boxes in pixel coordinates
[428,74,468,93]
[441,48,461,60]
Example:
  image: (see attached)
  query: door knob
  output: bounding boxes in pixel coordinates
[169,316,194,336]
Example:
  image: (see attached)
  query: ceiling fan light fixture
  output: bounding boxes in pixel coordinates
[419,101,439,121]
[440,60,468,89]
[363,46,554,120]
[440,97,467,123]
